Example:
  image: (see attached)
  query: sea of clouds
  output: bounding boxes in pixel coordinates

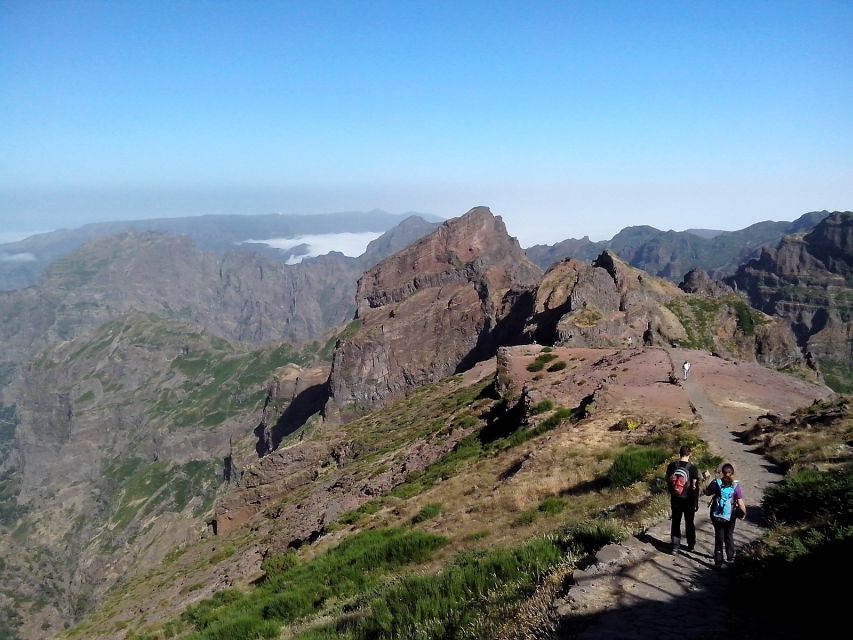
[242,231,383,265]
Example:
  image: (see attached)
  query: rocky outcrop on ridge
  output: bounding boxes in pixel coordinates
[325,207,542,416]
[678,268,732,296]
[727,211,853,391]
[523,252,802,368]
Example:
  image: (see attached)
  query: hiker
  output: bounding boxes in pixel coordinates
[705,462,747,568]
[666,445,699,554]
[682,361,691,380]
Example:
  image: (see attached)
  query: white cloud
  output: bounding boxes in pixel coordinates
[242,231,384,264]
[0,252,37,262]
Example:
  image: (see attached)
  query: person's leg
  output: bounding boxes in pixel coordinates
[724,520,736,562]
[684,506,696,550]
[713,520,725,566]
[670,501,683,552]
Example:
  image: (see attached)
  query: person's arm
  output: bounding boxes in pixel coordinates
[735,485,746,518]
[704,480,716,497]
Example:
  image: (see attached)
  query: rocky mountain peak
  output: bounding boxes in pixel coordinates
[355,206,539,316]
[327,207,542,416]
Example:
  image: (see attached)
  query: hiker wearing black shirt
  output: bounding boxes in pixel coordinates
[665,445,699,554]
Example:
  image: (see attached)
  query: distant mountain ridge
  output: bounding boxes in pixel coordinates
[727,211,852,392]
[525,210,832,280]
[0,210,441,291]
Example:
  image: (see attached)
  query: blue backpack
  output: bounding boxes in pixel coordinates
[711,479,738,521]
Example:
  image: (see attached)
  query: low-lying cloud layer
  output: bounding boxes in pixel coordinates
[242,231,384,264]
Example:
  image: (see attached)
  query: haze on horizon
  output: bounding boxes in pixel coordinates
[1,1,851,246]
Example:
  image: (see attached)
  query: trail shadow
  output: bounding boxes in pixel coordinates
[559,477,608,496]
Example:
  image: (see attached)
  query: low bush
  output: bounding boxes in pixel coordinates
[547,361,567,372]
[411,503,442,524]
[606,447,669,487]
[530,399,554,415]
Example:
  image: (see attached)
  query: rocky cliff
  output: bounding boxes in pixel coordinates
[325,207,542,416]
[727,212,852,391]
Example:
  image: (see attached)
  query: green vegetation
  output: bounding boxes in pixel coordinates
[665,298,721,350]
[339,500,382,525]
[526,352,558,372]
[547,360,567,372]
[820,361,853,394]
[530,399,554,415]
[104,458,218,534]
[606,446,669,487]
[411,502,443,524]
[292,519,626,640]
[538,496,569,515]
[180,529,447,640]
[728,398,852,638]
[571,306,603,327]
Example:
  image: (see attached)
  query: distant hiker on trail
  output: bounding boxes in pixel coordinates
[682,361,691,380]
[705,462,747,568]
[666,445,699,554]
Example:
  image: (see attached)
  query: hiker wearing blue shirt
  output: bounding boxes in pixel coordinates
[705,462,747,568]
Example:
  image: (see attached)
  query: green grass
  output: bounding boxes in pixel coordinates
[547,361,567,372]
[181,529,447,640]
[295,519,626,640]
[530,399,554,415]
[411,503,442,524]
[606,446,670,487]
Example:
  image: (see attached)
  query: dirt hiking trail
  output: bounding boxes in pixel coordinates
[552,349,831,640]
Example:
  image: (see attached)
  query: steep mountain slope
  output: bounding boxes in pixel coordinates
[0,211,440,291]
[0,218,439,638]
[63,345,830,640]
[525,211,831,278]
[727,211,853,391]
[325,207,542,417]
[0,312,327,637]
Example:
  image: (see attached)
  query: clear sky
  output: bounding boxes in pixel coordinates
[1,1,851,245]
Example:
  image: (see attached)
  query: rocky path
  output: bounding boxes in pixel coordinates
[553,349,786,640]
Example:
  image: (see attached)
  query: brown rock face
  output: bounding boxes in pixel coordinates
[526,251,687,348]
[727,212,852,391]
[325,207,541,415]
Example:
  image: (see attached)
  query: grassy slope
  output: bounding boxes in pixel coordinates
[68,364,722,640]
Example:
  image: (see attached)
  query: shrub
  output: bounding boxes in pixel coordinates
[260,550,299,577]
[547,361,567,372]
[526,361,545,372]
[606,447,669,487]
[411,503,442,524]
[538,496,568,515]
[540,346,553,353]
[530,399,554,415]
[763,468,853,526]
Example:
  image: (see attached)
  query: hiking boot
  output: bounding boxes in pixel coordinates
[685,545,695,552]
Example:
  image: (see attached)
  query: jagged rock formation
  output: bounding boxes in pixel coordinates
[523,251,802,368]
[524,252,686,348]
[325,207,542,416]
[727,212,853,391]
[678,268,732,296]
[525,211,831,279]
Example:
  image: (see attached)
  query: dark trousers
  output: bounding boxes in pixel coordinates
[712,517,736,564]
[670,498,695,548]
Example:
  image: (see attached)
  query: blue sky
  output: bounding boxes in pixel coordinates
[1,1,851,244]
